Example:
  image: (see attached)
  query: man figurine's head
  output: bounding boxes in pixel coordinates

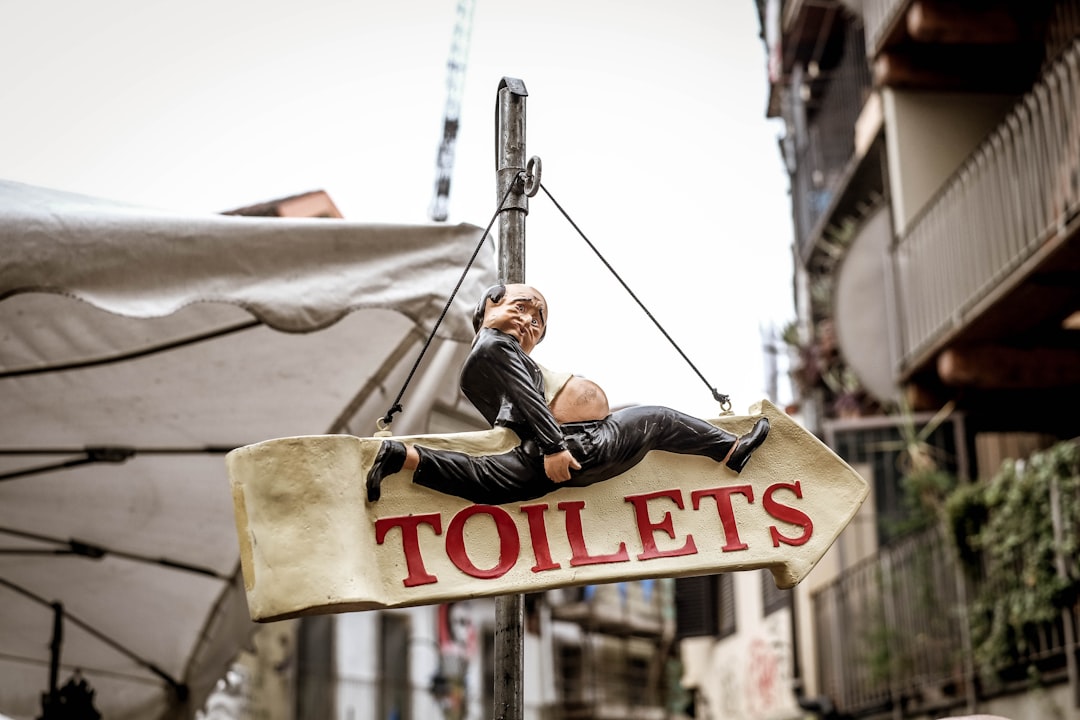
[472,283,547,354]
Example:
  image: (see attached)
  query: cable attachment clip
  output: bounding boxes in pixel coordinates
[523,156,542,197]
[712,389,732,415]
[376,404,403,437]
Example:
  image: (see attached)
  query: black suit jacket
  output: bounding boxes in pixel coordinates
[459,328,567,456]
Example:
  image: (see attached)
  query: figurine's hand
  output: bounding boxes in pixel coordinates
[544,449,581,483]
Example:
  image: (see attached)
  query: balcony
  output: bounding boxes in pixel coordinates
[862,0,907,58]
[863,1,1055,93]
[550,581,672,638]
[814,524,970,716]
[550,582,674,720]
[788,13,876,263]
[813,511,1080,717]
[890,38,1080,404]
[779,0,848,77]
[556,634,667,720]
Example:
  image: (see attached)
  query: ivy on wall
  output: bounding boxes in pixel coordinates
[943,441,1080,674]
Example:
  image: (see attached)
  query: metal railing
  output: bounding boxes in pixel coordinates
[861,0,907,58]
[790,15,874,260]
[891,39,1080,372]
[812,504,1080,716]
[555,635,667,720]
[813,524,970,715]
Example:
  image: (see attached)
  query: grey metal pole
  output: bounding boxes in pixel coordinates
[493,76,528,720]
[495,77,528,283]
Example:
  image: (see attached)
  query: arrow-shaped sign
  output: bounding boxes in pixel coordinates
[227,399,868,622]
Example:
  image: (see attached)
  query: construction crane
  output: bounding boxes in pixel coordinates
[429,0,477,222]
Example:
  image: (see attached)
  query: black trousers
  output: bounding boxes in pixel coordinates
[413,405,738,505]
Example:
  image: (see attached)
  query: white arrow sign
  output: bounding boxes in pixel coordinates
[227,399,868,622]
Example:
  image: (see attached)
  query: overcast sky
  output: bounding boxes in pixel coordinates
[1,0,794,420]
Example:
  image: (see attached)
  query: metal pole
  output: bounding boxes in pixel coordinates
[495,77,528,283]
[493,76,528,720]
[42,602,62,719]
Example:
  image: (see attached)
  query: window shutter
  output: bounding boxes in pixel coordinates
[675,574,719,638]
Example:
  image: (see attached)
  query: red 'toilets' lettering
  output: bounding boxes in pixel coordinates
[374,513,442,587]
[446,505,520,579]
[690,484,754,551]
[375,480,816,589]
[625,489,698,560]
[521,503,560,572]
[764,481,813,547]
[558,500,630,566]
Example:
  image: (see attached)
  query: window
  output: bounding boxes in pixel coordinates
[717,574,736,637]
[760,569,791,615]
[675,574,736,639]
[826,413,967,545]
[555,641,585,704]
[295,615,335,719]
[378,613,411,720]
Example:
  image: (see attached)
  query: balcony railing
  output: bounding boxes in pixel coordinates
[790,15,874,260]
[556,635,667,720]
[891,38,1080,373]
[551,582,674,719]
[861,0,907,58]
[551,581,673,638]
[812,511,1080,716]
[813,524,970,715]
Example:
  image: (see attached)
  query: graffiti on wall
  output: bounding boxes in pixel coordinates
[703,609,798,720]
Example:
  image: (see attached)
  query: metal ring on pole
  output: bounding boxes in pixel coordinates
[523,156,542,197]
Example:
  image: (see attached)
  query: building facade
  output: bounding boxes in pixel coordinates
[693,1,1080,718]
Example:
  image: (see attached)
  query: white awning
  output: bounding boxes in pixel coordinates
[0,180,496,720]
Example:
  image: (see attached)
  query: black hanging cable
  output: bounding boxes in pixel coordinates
[378,175,521,430]
[538,182,731,411]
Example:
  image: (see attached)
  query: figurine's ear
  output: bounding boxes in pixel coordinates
[472,284,506,333]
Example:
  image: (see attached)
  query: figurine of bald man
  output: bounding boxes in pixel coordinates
[366,283,769,505]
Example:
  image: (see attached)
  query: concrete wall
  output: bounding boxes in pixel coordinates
[689,572,802,720]
[883,89,1017,236]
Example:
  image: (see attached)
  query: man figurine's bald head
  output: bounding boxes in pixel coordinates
[473,283,548,354]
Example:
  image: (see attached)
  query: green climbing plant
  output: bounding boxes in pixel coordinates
[874,399,958,540]
[943,440,1080,675]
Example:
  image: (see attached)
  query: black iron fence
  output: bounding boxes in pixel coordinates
[813,524,972,716]
[812,488,1080,717]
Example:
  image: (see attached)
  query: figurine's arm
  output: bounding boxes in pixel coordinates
[481,336,566,454]
[497,362,582,481]
[464,330,582,482]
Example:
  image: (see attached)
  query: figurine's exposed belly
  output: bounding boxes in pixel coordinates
[549,376,610,423]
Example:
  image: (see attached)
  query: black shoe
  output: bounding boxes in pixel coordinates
[366,440,407,502]
[725,417,770,473]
